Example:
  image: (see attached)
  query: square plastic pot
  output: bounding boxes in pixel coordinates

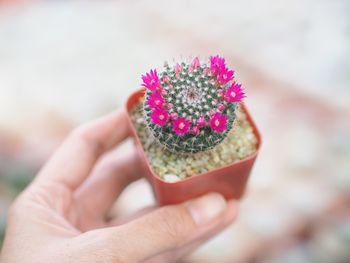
[126,88,262,205]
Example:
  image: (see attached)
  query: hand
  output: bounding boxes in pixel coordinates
[0,110,238,263]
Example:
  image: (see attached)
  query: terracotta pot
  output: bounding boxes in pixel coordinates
[126,88,262,205]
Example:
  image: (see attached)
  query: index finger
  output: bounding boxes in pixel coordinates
[34,109,132,190]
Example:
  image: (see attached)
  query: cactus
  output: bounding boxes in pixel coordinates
[141,55,245,154]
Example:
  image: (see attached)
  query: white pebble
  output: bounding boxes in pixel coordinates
[163,174,181,183]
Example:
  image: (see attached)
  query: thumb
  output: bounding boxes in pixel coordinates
[96,193,236,262]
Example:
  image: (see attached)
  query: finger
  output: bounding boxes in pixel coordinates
[151,200,237,263]
[34,110,131,190]
[107,205,158,227]
[74,149,142,219]
[95,193,238,263]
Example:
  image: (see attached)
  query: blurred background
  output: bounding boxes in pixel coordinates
[0,0,349,262]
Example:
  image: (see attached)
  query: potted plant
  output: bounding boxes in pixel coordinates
[126,55,261,205]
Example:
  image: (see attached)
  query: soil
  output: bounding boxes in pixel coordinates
[130,97,258,182]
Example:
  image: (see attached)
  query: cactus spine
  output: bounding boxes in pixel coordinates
[141,56,245,154]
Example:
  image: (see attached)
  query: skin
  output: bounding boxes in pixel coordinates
[0,110,238,263]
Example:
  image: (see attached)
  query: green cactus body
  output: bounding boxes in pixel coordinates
[141,56,245,154]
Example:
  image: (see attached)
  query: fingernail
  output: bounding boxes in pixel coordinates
[187,193,227,225]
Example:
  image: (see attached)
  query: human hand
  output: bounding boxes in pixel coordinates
[0,110,238,263]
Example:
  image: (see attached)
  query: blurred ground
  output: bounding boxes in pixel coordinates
[0,0,350,262]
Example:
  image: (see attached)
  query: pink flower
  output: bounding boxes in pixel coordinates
[175,63,182,78]
[163,75,171,84]
[172,118,190,136]
[217,67,234,85]
[218,103,226,111]
[142,69,161,91]
[190,57,200,72]
[192,125,200,136]
[224,83,245,103]
[203,67,210,75]
[209,113,228,133]
[210,55,226,75]
[170,112,179,120]
[147,92,165,110]
[197,116,206,128]
[150,109,169,127]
